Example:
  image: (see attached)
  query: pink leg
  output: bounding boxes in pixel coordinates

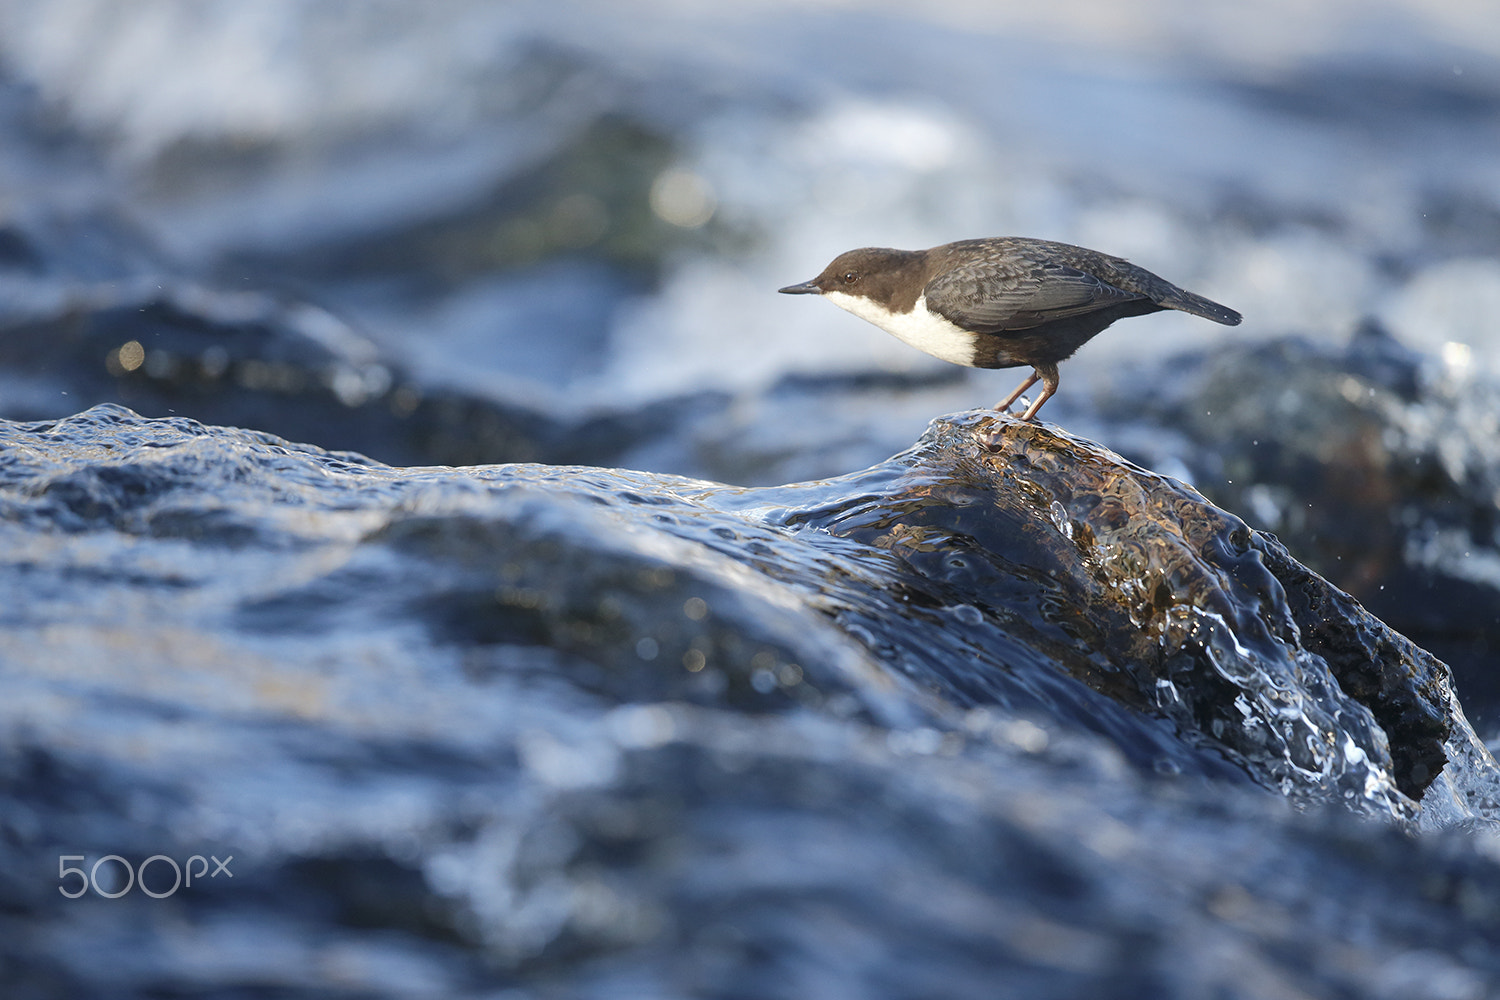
[994,369,1040,413]
[1018,364,1060,421]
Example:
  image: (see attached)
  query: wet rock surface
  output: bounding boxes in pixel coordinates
[1099,325,1500,735]
[4,404,1500,998]
[810,413,1460,808]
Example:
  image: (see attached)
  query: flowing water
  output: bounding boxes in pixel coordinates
[5,2,1500,996]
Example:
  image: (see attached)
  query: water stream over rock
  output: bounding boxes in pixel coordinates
[5,404,1500,996]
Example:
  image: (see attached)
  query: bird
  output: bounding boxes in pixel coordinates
[778,237,1241,421]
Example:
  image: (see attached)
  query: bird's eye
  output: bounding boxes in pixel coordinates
[842,271,858,284]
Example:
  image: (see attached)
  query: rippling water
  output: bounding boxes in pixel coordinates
[4,403,1500,996]
[5,3,1500,997]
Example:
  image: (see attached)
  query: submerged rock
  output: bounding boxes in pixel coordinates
[1101,324,1500,734]
[0,283,563,466]
[3,404,1499,997]
[787,412,1472,813]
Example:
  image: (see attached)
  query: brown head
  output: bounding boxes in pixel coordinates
[777,247,928,313]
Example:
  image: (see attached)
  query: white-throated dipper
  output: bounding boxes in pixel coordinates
[779,237,1241,420]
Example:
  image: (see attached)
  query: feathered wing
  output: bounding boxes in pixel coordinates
[923,258,1146,334]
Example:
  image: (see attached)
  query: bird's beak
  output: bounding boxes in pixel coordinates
[777,280,822,295]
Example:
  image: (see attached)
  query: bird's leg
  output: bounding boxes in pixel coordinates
[1018,364,1059,421]
[994,369,1041,413]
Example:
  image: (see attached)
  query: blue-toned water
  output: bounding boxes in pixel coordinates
[3,402,1500,997]
[5,2,1500,997]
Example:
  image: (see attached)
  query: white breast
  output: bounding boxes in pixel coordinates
[822,290,976,366]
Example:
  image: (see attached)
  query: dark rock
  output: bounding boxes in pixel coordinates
[792,411,1455,806]
[1251,535,1451,800]
[1101,327,1500,734]
[0,285,560,467]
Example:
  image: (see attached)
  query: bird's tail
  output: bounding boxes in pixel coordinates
[1160,287,1242,326]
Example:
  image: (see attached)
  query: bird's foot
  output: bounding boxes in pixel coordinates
[990,397,1036,421]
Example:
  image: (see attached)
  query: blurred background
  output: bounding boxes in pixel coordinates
[3,0,1500,706]
[2,0,1498,441]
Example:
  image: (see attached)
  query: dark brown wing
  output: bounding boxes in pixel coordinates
[923,256,1146,334]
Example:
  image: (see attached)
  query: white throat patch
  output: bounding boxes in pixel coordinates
[822,290,976,367]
